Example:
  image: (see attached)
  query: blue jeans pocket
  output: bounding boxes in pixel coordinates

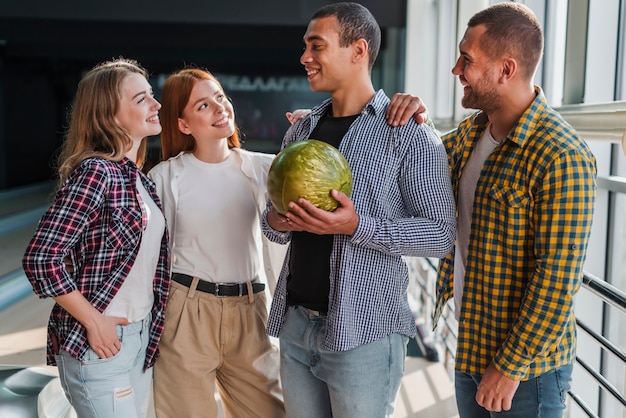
[54,353,73,406]
[536,364,573,415]
[81,325,125,364]
[554,364,573,405]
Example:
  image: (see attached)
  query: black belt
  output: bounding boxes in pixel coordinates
[172,273,265,297]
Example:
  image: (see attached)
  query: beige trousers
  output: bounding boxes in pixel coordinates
[153,278,285,418]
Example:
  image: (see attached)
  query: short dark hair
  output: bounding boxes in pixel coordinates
[312,2,381,70]
[468,2,543,80]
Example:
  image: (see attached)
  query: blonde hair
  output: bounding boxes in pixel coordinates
[160,67,240,160]
[57,58,149,187]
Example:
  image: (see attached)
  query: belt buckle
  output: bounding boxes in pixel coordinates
[214,283,226,297]
[214,282,243,297]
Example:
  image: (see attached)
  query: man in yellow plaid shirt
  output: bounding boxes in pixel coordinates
[387,3,597,417]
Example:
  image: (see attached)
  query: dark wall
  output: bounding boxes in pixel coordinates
[4,58,78,185]
[0,0,406,27]
[0,0,407,188]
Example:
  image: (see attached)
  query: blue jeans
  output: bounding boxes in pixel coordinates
[55,314,153,418]
[279,305,408,418]
[455,364,573,418]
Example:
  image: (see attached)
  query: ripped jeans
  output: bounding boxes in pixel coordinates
[55,314,153,418]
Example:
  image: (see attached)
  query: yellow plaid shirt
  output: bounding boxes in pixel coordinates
[434,87,597,380]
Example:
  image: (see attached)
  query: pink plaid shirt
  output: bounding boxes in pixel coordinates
[23,157,170,370]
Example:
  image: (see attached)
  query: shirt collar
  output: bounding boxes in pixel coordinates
[472,86,546,148]
[310,89,388,119]
[119,156,136,169]
[119,156,146,184]
[508,86,547,148]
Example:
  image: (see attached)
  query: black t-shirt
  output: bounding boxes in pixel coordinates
[286,108,358,313]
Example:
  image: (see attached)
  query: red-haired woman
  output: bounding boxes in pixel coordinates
[148,67,285,418]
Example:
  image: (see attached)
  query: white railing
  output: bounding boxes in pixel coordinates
[558,100,626,157]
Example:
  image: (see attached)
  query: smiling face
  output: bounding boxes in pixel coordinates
[300,16,355,93]
[115,72,161,141]
[177,79,235,142]
[451,24,502,113]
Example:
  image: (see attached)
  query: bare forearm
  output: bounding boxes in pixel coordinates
[53,290,102,331]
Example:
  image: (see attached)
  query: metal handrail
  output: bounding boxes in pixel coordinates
[582,272,626,313]
[575,356,626,409]
[568,392,599,418]
[576,319,626,363]
[409,260,626,417]
[571,274,626,413]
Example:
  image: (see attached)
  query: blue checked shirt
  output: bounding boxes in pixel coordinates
[434,87,597,380]
[264,90,456,351]
[23,157,170,370]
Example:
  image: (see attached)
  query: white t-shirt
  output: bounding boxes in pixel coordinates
[454,126,501,319]
[104,176,164,322]
[172,152,259,283]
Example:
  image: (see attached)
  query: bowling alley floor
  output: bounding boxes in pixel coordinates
[0,181,458,417]
[0,293,458,418]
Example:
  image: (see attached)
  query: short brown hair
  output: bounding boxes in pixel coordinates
[468,2,543,80]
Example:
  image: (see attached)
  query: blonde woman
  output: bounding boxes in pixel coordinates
[23,58,170,418]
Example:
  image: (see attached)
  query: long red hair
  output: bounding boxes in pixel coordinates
[159,68,241,160]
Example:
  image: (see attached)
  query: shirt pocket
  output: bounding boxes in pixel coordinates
[488,185,531,248]
[489,185,530,208]
[105,207,142,250]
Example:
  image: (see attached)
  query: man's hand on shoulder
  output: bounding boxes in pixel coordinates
[286,109,312,125]
[286,95,429,129]
[386,93,429,127]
